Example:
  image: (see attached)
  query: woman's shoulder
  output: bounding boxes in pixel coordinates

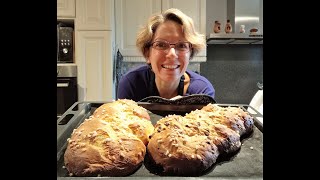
[187,70,207,81]
[186,70,215,96]
[186,70,213,85]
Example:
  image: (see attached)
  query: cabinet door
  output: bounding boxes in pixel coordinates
[162,0,206,59]
[76,0,113,30]
[115,0,161,61]
[76,31,113,101]
[57,0,76,18]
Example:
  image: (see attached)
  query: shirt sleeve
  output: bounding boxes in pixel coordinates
[190,80,215,97]
[187,72,215,98]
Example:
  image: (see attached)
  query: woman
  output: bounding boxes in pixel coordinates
[117,8,215,102]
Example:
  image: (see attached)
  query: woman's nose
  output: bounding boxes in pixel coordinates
[166,47,178,59]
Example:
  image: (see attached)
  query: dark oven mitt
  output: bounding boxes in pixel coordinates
[139,94,216,105]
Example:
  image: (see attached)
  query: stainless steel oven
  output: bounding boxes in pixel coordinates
[57,64,78,119]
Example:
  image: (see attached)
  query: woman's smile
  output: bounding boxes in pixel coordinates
[161,64,180,69]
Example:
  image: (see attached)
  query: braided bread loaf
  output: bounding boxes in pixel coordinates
[64,99,154,177]
[147,103,254,175]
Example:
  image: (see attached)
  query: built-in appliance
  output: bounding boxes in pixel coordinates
[57,23,74,63]
[57,64,78,119]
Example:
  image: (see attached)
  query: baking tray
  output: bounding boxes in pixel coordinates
[57,101,263,180]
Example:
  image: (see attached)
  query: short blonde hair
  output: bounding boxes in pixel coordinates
[136,8,206,60]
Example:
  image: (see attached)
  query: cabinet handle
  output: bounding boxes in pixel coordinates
[57,82,69,88]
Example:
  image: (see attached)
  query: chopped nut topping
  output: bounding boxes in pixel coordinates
[204,131,209,136]
[172,143,179,147]
[197,154,202,159]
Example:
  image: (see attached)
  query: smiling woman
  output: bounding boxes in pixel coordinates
[117,8,215,102]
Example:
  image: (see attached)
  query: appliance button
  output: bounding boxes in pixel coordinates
[63,48,68,54]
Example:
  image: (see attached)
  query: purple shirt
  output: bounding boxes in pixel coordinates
[117,64,215,101]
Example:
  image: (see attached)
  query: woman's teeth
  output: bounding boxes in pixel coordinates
[161,65,180,69]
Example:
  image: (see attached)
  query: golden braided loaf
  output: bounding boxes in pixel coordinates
[64,99,154,177]
[147,103,254,175]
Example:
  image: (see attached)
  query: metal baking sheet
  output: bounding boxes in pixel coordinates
[57,101,263,180]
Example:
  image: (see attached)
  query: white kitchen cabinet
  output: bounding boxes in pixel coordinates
[76,31,113,101]
[75,0,115,101]
[115,0,206,62]
[57,0,76,18]
[75,0,113,30]
[115,0,161,60]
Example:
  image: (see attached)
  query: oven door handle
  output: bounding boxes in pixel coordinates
[57,82,69,87]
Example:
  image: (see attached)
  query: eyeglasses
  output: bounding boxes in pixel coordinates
[150,40,192,53]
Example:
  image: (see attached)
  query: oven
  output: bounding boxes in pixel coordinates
[57,64,78,119]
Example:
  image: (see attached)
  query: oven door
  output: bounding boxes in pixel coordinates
[57,77,78,119]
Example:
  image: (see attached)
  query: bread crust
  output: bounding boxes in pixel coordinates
[201,104,254,136]
[147,104,254,175]
[64,99,154,177]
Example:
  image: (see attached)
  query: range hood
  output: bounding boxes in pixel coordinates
[207,34,262,44]
[207,0,263,44]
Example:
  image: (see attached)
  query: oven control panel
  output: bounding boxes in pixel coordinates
[58,27,74,63]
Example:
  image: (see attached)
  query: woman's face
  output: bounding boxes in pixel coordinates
[147,20,191,82]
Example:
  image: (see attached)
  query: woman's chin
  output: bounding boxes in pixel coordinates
[159,73,182,82]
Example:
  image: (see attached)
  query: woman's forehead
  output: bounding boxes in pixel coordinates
[153,21,185,41]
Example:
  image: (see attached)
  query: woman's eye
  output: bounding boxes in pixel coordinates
[157,42,167,48]
[176,43,187,49]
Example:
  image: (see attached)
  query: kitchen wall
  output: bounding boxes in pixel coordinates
[206,0,227,38]
[200,44,263,104]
